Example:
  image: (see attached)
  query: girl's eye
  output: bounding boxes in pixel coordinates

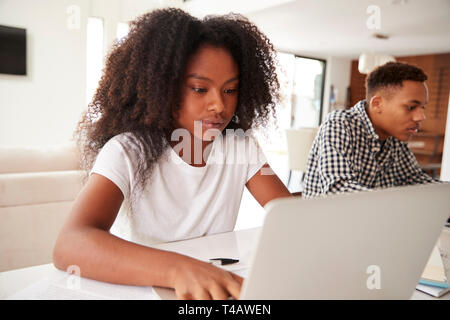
[224,88,238,94]
[192,87,207,93]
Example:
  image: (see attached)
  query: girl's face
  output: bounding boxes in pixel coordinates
[175,45,239,141]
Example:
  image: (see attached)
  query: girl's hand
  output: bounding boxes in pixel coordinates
[171,256,243,300]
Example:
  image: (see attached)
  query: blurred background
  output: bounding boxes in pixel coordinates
[0,0,449,270]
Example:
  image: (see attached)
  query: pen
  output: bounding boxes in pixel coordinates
[209,258,239,265]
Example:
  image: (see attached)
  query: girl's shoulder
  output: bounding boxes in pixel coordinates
[107,132,150,148]
[106,132,137,145]
[101,132,145,158]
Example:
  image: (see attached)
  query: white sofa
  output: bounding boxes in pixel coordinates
[0,143,84,272]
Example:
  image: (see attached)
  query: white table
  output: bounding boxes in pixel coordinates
[0,227,447,300]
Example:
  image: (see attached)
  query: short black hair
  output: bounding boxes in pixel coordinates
[365,62,427,100]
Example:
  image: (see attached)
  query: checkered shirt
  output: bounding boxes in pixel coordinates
[303,100,437,198]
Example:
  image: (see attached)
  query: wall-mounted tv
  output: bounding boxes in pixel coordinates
[0,25,26,75]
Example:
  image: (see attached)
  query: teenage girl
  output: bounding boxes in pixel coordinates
[53,8,292,300]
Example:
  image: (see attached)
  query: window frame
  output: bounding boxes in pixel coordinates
[279,51,327,127]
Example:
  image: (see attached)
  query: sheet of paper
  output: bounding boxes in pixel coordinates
[416,284,450,298]
[421,245,447,284]
[438,228,450,281]
[7,269,157,300]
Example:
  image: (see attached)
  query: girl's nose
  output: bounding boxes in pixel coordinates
[207,90,225,113]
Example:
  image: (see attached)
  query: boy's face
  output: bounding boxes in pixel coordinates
[369,80,428,141]
[175,45,239,141]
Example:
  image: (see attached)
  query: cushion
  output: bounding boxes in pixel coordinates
[0,170,85,207]
[0,142,80,174]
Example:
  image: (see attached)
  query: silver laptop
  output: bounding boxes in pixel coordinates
[240,183,450,299]
[154,183,449,299]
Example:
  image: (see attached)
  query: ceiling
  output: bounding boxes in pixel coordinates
[184,0,450,59]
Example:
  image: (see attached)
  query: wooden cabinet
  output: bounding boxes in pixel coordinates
[407,132,445,177]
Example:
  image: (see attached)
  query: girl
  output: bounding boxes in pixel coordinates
[53,8,292,300]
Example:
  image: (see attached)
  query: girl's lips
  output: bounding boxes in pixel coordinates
[202,120,225,129]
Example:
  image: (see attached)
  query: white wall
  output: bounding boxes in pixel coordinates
[321,56,352,123]
[0,0,89,147]
[89,0,121,54]
[0,0,187,148]
[0,0,351,147]
[90,0,183,50]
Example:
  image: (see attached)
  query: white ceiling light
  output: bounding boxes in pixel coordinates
[358,53,396,74]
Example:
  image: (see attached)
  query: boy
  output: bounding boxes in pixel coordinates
[304,62,437,198]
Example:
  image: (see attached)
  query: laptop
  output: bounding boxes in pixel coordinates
[154,183,450,299]
[241,183,450,299]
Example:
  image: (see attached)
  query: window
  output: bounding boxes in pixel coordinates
[86,17,104,105]
[256,52,326,156]
[116,22,129,41]
[278,52,326,129]
[236,52,326,230]
[86,20,130,107]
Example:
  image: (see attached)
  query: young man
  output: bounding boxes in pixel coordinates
[303,62,438,198]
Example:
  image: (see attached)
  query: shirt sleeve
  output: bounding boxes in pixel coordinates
[245,135,268,182]
[395,143,439,185]
[317,120,370,195]
[90,137,133,199]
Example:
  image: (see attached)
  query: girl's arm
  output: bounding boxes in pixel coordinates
[53,173,242,300]
[246,163,293,207]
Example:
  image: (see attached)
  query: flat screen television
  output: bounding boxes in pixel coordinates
[0,25,26,75]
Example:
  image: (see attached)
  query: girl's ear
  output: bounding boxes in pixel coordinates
[172,107,180,120]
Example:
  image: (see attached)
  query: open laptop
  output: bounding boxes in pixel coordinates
[154,183,450,299]
[241,183,450,299]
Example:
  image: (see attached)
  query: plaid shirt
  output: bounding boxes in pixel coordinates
[303,100,437,198]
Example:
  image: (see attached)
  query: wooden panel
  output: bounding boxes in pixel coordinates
[395,53,450,133]
[349,60,366,107]
[408,132,445,163]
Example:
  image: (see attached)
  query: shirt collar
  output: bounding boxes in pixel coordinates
[354,100,379,140]
[353,100,395,154]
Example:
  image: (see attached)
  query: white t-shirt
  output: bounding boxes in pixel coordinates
[90,131,267,246]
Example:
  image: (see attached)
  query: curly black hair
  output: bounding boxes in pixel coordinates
[75,8,280,199]
[366,61,427,100]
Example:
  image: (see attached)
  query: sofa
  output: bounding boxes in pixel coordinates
[0,142,84,272]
